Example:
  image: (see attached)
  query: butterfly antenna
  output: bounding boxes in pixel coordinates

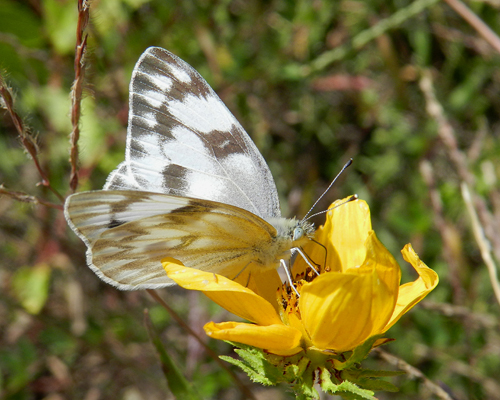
[304,194,358,221]
[302,158,353,221]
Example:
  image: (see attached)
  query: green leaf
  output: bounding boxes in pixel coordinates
[41,0,78,54]
[144,310,201,400]
[220,355,275,386]
[356,377,400,392]
[0,0,42,45]
[353,369,405,378]
[342,367,402,392]
[12,263,51,314]
[0,337,38,393]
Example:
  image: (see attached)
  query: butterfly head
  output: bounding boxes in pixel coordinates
[269,218,315,247]
[292,221,315,243]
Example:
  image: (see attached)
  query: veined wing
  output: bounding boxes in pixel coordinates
[105,47,281,220]
[65,190,281,290]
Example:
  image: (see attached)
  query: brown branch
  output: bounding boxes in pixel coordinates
[419,160,466,304]
[146,289,257,400]
[419,300,498,329]
[0,74,65,204]
[413,343,500,399]
[373,348,454,400]
[419,69,500,308]
[443,0,500,55]
[0,186,63,210]
[462,183,500,306]
[69,0,90,193]
[418,70,474,186]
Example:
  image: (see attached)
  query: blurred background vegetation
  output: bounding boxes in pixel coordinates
[1,0,500,399]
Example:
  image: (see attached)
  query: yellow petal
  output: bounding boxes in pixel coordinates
[204,321,302,355]
[293,223,342,276]
[162,260,282,326]
[362,231,401,304]
[292,197,370,275]
[240,268,282,311]
[322,198,372,271]
[300,232,401,352]
[384,244,439,331]
[300,267,395,352]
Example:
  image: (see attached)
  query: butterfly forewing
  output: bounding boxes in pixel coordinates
[105,47,281,220]
[65,190,280,289]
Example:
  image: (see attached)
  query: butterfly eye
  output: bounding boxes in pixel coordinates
[293,227,304,241]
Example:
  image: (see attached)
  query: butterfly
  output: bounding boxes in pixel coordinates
[64,47,316,290]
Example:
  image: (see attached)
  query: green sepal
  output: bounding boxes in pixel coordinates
[320,368,377,400]
[290,358,319,400]
[221,340,404,400]
[340,366,403,393]
[222,342,319,398]
[353,377,400,392]
[333,335,385,370]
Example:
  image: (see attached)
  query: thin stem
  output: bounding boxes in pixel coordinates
[306,0,440,73]
[443,0,500,55]
[146,289,257,400]
[373,349,454,400]
[69,0,90,192]
[461,183,500,307]
[0,186,63,210]
[0,75,64,203]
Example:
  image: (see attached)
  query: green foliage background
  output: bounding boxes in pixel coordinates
[1,0,499,399]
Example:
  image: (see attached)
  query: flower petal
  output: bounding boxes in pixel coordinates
[240,268,282,311]
[384,244,439,331]
[300,232,400,352]
[322,198,372,271]
[293,223,342,276]
[300,271,390,352]
[359,231,401,328]
[204,321,303,355]
[162,259,282,326]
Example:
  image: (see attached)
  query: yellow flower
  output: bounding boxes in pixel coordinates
[162,197,438,356]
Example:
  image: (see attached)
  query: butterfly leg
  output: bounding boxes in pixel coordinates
[231,261,252,281]
[280,259,300,297]
[244,272,251,288]
[294,247,320,276]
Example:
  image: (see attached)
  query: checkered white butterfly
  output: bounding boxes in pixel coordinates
[64,47,315,290]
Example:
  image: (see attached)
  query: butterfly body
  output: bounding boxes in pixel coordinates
[65,47,315,290]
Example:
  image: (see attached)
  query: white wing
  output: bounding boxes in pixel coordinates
[65,190,282,290]
[105,47,281,220]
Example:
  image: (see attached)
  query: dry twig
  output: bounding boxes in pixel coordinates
[373,349,454,400]
[146,290,257,400]
[419,300,498,328]
[69,0,90,192]
[0,75,64,203]
[419,70,500,308]
[462,183,500,306]
[419,160,466,304]
[443,0,500,55]
[0,186,63,210]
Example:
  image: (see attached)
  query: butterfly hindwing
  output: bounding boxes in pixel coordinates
[105,47,281,220]
[65,190,281,289]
